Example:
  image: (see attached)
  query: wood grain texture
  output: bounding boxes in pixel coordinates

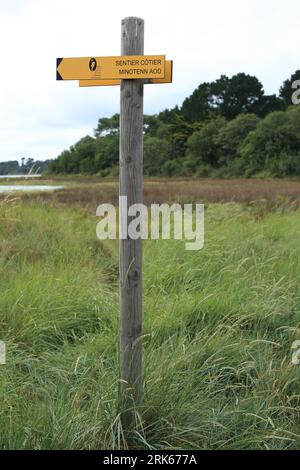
[119,17,144,410]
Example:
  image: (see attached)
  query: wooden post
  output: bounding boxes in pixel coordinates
[119,17,144,415]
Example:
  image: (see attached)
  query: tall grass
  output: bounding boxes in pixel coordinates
[0,196,300,449]
[16,177,300,212]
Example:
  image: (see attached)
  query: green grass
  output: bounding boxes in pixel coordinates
[0,196,300,449]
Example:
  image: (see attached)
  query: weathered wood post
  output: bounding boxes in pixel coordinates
[119,17,144,414]
[56,18,172,427]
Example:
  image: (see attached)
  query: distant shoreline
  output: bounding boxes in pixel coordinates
[0,174,41,178]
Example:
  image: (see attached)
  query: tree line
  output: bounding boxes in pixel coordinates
[48,70,300,177]
[0,158,50,176]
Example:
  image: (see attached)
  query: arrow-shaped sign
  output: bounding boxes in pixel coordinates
[78,60,173,87]
[57,55,165,80]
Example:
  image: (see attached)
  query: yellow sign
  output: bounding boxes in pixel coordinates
[57,55,165,80]
[79,61,173,87]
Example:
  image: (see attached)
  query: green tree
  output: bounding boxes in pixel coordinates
[167,114,198,158]
[95,135,119,172]
[73,136,97,174]
[158,106,180,124]
[143,115,169,140]
[48,150,73,173]
[181,82,216,123]
[0,161,20,175]
[144,136,172,176]
[181,73,280,123]
[255,94,285,117]
[279,70,300,106]
[161,159,182,176]
[216,114,260,165]
[216,73,264,119]
[239,106,300,176]
[94,114,119,137]
[186,117,227,168]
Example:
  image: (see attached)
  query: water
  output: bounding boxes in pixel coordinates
[0,185,63,193]
[0,174,41,179]
[0,174,63,192]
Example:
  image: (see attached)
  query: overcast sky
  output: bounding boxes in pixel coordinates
[0,0,299,162]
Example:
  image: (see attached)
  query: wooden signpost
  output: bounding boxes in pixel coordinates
[56,17,172,421]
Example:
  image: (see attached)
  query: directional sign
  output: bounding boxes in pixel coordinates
[79,61,173,87]
[57,55,165,80]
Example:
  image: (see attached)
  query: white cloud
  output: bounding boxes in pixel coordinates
[0,0,299,161]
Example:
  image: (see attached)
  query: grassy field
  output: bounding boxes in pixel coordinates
[16,176,300,210]
[0,178,300,449]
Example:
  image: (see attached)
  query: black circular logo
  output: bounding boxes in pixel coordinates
[89,58,97,72]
